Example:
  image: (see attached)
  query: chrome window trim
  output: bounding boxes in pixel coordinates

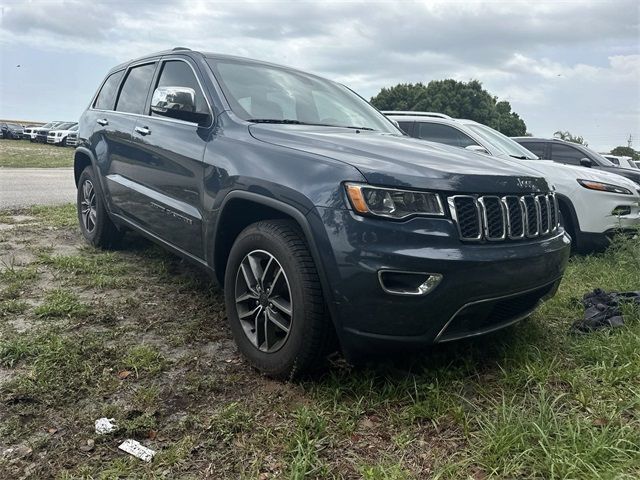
[89,56,214,129]
[478,196,507,241]
[448,195,482,241]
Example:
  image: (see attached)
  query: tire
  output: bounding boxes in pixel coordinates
[559,207,577,252]
[77,166,123,249]
[224,220,332,380]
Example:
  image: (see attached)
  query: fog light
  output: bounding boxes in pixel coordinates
[612,206,631,216]
[378,270,443,296]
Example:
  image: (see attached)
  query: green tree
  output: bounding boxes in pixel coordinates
[553,130,588,146]
[370,79,527,136]
[610,146,639,160]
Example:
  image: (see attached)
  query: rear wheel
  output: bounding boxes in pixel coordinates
[77,166,123,249]
[224,220,332,379]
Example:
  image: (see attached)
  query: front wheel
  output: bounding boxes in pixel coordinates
[224,220,332,379]
[77,166,123,249]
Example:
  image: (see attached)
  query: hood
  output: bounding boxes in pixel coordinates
[249,124,550,194]
[492,156,640,196]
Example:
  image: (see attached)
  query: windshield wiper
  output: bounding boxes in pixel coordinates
[509,155,528,160]
[339,125,375,131]
[248,118,307,124]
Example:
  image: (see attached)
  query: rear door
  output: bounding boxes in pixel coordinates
[125,57,211,258]
[100,61,158,220]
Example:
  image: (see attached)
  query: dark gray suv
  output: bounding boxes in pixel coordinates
[75,48,570,378]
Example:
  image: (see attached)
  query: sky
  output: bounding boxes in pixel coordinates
[0,0,638,152]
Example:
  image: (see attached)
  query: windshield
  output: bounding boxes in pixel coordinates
[207,58,399,133]
[57,122,76,130]
[466,123,540,160]
[7,124,21,129]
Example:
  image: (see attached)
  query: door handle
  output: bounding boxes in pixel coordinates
[96,118,108,126]
[134,126,151,136]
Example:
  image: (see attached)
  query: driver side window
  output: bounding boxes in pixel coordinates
[152,60,209,116]
[550,143,584,165]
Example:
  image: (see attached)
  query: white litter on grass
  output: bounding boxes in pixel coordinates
[95,417,118,434]
[118,439,156,462]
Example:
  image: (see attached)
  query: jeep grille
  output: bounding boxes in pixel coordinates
[448,193,559,242]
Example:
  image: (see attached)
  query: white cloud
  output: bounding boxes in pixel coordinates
[0,0,638,150]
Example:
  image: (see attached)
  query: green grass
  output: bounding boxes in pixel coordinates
[0,262,39,300]
[37,249,134,289]
[34,289,89,318]
[0,138,74,168]
[28,203,78,227]
[1,203,639,479]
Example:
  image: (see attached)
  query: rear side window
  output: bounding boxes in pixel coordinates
[116,63,156,115]
[519,141,546,158]
[550,143,584,165]
[416,122,477,148]
[94,70,124,111]
[152,61,209,116]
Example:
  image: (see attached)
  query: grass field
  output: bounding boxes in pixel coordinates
[0,139,74,168]
[0,205,639,479]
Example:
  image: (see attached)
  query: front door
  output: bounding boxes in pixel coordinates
[125,58,211,258]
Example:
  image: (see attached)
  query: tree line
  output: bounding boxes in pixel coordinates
[369,80,638,158]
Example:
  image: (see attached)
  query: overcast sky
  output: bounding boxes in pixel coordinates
[1,0,638,151]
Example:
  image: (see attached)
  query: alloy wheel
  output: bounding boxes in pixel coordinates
[80,179,97,233]
[234,249,293,353]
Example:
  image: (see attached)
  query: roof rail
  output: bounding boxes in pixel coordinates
[172,47,191,51]
[381,111,452,119]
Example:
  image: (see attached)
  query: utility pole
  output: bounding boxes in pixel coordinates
[627,134,633,148]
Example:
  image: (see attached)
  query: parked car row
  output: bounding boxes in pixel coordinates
[70,48,640,378]
[0,121,79,146]
[34,121,78,146]
[0,122,24,139]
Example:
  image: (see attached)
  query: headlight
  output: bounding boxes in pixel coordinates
[577,179,632,195]
[345,183,444,219]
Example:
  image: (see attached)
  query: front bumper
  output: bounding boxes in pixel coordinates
[310,207,571,356]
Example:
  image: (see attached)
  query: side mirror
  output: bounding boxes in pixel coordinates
[579,157,593,168]
[151,86,210,125]
[465,145,490,155]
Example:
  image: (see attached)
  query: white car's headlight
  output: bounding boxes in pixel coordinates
[345,183,445,219]
[577,179,632,195]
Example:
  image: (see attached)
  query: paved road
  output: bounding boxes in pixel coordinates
[0,168,76,209]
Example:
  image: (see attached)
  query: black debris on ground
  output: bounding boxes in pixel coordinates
[571,288,640,334]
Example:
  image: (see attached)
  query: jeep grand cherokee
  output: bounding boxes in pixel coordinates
[74,48,571,378]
